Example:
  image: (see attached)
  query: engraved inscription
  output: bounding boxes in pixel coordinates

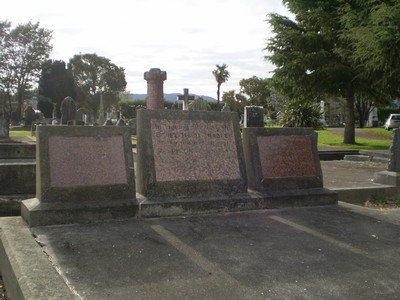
[151,119,240,181]
[49,136,128,187]
[257,135,317,178]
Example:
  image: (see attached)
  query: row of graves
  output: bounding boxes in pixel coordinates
[21,108,338,227]
[14,68,337,226]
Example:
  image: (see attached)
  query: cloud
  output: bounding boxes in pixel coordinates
[1,0,289,96]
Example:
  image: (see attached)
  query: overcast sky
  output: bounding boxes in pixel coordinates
[1,0,290,98]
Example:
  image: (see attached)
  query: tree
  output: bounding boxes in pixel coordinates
[221,90,249,117]
[118,100,136,119]
[0,21,12,109]
[0,21,52,119]
[39,60,76,118]
[212,64,230,104]
[68,53,126,119]
[239,76,271,107]
[188,97,211,111]
[340,1,400,98]
[265,1,380,144]
[355,97,375,128]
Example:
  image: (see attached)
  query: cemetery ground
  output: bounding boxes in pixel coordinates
[2,126,400,299]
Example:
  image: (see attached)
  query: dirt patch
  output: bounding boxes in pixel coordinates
[363,199,400,209]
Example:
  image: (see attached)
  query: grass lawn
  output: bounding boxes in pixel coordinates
[9,130,31,137]
[10,129,139,145]
[9,127,392,150]
[317,128,392,150]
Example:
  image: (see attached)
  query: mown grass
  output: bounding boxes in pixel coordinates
[317,128,391,150]
[10,127,391,150]
[9,130,31,137]
[10,129,138,144]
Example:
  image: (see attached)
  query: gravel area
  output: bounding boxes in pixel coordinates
[321,159,388,189]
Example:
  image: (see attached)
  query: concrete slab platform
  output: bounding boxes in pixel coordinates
[1,203,400,299]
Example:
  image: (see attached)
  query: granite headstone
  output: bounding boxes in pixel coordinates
[21,126,136,226]
[136,109,247,199]
[242,127,323,191]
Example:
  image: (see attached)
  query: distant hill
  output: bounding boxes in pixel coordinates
[127,93,217,102]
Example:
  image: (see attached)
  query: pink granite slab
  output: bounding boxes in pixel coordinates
[257,135,317,178]
[150,119,241,182]
[48,136,127,187]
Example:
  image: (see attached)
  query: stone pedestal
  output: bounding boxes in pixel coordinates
[374,129,400,186]
[374,171,400,186]
[144,68,167,109]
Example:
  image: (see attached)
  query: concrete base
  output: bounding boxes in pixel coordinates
[21,197,138,227]
[20,189,338,227]
[344,155,371,162]
[137,188,338,219]
[0,194,34,217]
[0,217,77,299]
[2,203,400,299]
[374,170,400,186]
[332,185,400,205]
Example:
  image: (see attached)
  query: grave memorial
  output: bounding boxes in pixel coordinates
[244,105,264,128]
[144,68,167,109]
[243,127,337,205]
[24,106,36,126]
[136,109,247,199]
[178,88,195,111]
[60,96,77,125]
[374,129,400,185]
[21,125,136,226]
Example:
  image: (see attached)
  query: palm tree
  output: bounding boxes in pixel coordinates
[212,64,230,105]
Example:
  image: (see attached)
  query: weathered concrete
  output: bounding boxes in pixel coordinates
[0,217,77,299]
[2,204,400,299]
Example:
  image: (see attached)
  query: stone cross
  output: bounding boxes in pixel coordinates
[178,88,195,111]
[144,68,167,109]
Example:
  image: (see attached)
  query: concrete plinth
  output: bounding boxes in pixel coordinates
[374,170,400,186]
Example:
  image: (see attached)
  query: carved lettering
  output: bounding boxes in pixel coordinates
[150,119,240,181]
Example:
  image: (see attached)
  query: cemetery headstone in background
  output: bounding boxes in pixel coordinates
[374,129,400,185]
[21,126,136,226]
[24,106,36,126]
[60,96,77,125]
[178,88,195,111]
[76,108,85,123]
[128,118,136,135]
[244,106,264,128]
[144,68,167,109]
[221,103,231,112]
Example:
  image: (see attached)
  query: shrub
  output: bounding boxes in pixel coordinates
[277,99,324,129]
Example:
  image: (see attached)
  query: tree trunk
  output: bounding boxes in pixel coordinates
[216,83,221,105]
[344,92,355,144]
